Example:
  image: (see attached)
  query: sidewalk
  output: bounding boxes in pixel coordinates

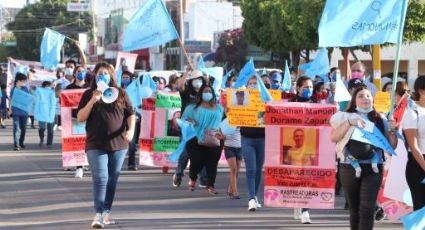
[0,119,404,230]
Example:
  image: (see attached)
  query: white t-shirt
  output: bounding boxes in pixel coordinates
[224,127,241,148]
[402,103,425,154]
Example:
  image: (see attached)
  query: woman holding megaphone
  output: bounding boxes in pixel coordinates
[77,62,136,229]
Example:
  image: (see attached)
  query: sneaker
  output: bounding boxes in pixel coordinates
[57,126,62,131]
[75,168,84,179]
[375,207,386,221]
[188,180,196,191]
[248,199,257,211]
[198,183,207,188]
[13,146,20,151]
[128,165,138,171]
[19,144,25,150]
[206,186,218,195]
[254,196,262,208]
[91,213,104,228]
[301,211,311,224]
[172,174,181,187]
[102,211,116,225]
[53,124,58,131]
[293,208,302,220]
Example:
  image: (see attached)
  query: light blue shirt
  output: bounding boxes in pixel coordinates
[181,104,224,142]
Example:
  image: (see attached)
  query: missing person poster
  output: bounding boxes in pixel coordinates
[226,89,281,127]
[139,91,181,167]
[60,89,88,167]
[264,102,337,209]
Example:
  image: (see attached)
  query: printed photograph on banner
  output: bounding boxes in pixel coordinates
[281,127,319,166]
[71,108,85,135]
[115,51,138,73]
[231,90,249,106]
[167,109,181,137]
[257,112,265,126]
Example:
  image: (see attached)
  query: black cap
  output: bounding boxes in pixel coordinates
[348,78,366,90]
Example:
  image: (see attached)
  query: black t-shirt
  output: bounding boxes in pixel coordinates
[77,89,135,152]
[180,88,198,113]
[65,82,88,90]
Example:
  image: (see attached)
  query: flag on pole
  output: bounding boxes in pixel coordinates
[40,28,65,70]
[400,206,425,230]
[123,0,178,51]
[200,67,223,97]
[298,48,329,80]
[318,0,409,47]
[197,56,206,69]
[282,60,291,92]
[233,58,256,88]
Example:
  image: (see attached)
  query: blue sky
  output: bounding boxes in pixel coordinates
[1,0,33,8]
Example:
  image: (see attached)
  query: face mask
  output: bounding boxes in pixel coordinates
[121,79,130,87]
[64,68,73,76]
[191,79,203,89]
[202,92,213,102]
[247,84,257,89]
[356,106,373,114]
[76,72,86,81]
[96,73,111,86]
[271,83,281,90]
[351,72,363,79]
[301,88,313,99]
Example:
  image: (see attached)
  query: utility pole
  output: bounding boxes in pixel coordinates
[91,0,97,60]
[179,0,185,71]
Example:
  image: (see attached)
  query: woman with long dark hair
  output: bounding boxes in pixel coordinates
[330,86,397,230]
[402,76,425,211]
[77,62,135,228]
[181,84,224,194]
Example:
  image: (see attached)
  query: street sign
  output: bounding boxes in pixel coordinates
[184,40,211,53]
[67,3,90,12]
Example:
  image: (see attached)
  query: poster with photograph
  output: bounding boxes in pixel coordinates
[226,89,281,127]
[139,91,181,167]
[60,89,88,167]
[264,102,337,209]
[115,51,138,73]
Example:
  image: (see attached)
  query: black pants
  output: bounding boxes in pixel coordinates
[406,153,425,211]
[186,137,222,187]
[128,114,141,167]
[339,164,383,230]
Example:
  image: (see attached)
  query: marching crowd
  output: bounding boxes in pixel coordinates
[1,45,425,229]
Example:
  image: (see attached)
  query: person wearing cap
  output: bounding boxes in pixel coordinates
[270,72,282,90]
[172,69,209,188]
[351,62,377,96]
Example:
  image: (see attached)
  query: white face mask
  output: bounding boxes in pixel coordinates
[247,84,257,89]
[355,106,373,114]
[191,79,203,89]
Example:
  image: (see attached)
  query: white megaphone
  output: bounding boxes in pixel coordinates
[97,81,119,104]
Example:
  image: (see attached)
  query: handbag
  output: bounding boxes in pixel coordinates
[198,129,220,147]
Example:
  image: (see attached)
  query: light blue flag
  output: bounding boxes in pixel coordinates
[298,48,329,79]
[400,206,425,230]
[282,60,291,92]
[255,74,272,103]
[318,0,409,47]
[261,67,267,76]
[34,87,56,123]
[40,28,65,70]
[11,88,33,113]
[200,67,223,97]
[233,58,256,88]
[168,119,196,162]
[123,0,178,51]
[141,73,158,93]
[197,56,206,69]
[221,69,234,89]
[350,126,396,156]
[116,66,123,88]
[125,78,142,113]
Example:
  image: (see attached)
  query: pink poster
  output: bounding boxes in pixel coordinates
[60,89,88,167]
[264,102,337,209]
[115,52,138,73]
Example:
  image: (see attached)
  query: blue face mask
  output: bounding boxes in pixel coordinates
[76,72,86,81]
[96,74,111,85]
[356,106,373,114]
[121,79,130,87]
[271,82,281,90]
[202,92,213,102]
[301,88,313,99]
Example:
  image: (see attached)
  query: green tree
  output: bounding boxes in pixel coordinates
[214,28,248,70]
[241,0,425,67]
[6,0,93,61]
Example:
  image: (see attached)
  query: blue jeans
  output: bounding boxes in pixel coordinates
[13,115,28,147]
[38,121,55,145]
[242,137,265,200]
[86,149,127,213]
[176,149,208,184]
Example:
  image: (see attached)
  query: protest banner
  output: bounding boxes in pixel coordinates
[226,89,281,127]
[60,89,88,167]
[374,91,391,114]
[264,102,337,209]
[139,91,181,167]
[393,93,408,128]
